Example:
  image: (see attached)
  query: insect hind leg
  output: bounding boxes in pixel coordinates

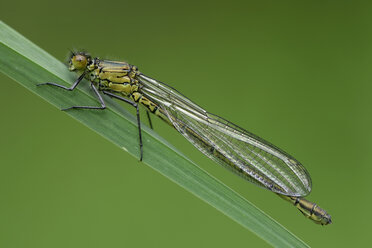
[102,91,143,161]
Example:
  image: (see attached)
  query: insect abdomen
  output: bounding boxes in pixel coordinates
[278,194,332,225]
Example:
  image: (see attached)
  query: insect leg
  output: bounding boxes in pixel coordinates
[146,111,154,130]
[38,73,105,110]
[37,72,86,90]
[61,82,106,111]
[102,91,143,161]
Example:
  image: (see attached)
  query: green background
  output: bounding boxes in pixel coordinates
[1,0,371,247]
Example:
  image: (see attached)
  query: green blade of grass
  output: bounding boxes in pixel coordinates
[0,21,309,248]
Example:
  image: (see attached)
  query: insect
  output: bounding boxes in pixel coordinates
[38,51,332,225]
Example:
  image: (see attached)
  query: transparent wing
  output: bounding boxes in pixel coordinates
[138,74,312,197]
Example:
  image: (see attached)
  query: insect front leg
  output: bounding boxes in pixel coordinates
[37,72,86,91]
[38,73,106,111]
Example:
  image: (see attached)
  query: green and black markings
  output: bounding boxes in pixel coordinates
[38,51,332,225]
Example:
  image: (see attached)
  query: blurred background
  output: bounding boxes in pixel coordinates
[1,0,371,247]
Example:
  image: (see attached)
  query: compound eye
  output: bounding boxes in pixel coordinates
[69,54,88,71]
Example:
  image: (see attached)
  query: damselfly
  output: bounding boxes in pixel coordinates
[38,51,332,225]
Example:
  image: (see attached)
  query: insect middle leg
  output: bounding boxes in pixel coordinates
[61,82,106,111]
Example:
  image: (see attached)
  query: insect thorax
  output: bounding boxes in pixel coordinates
[86,58,140,96]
